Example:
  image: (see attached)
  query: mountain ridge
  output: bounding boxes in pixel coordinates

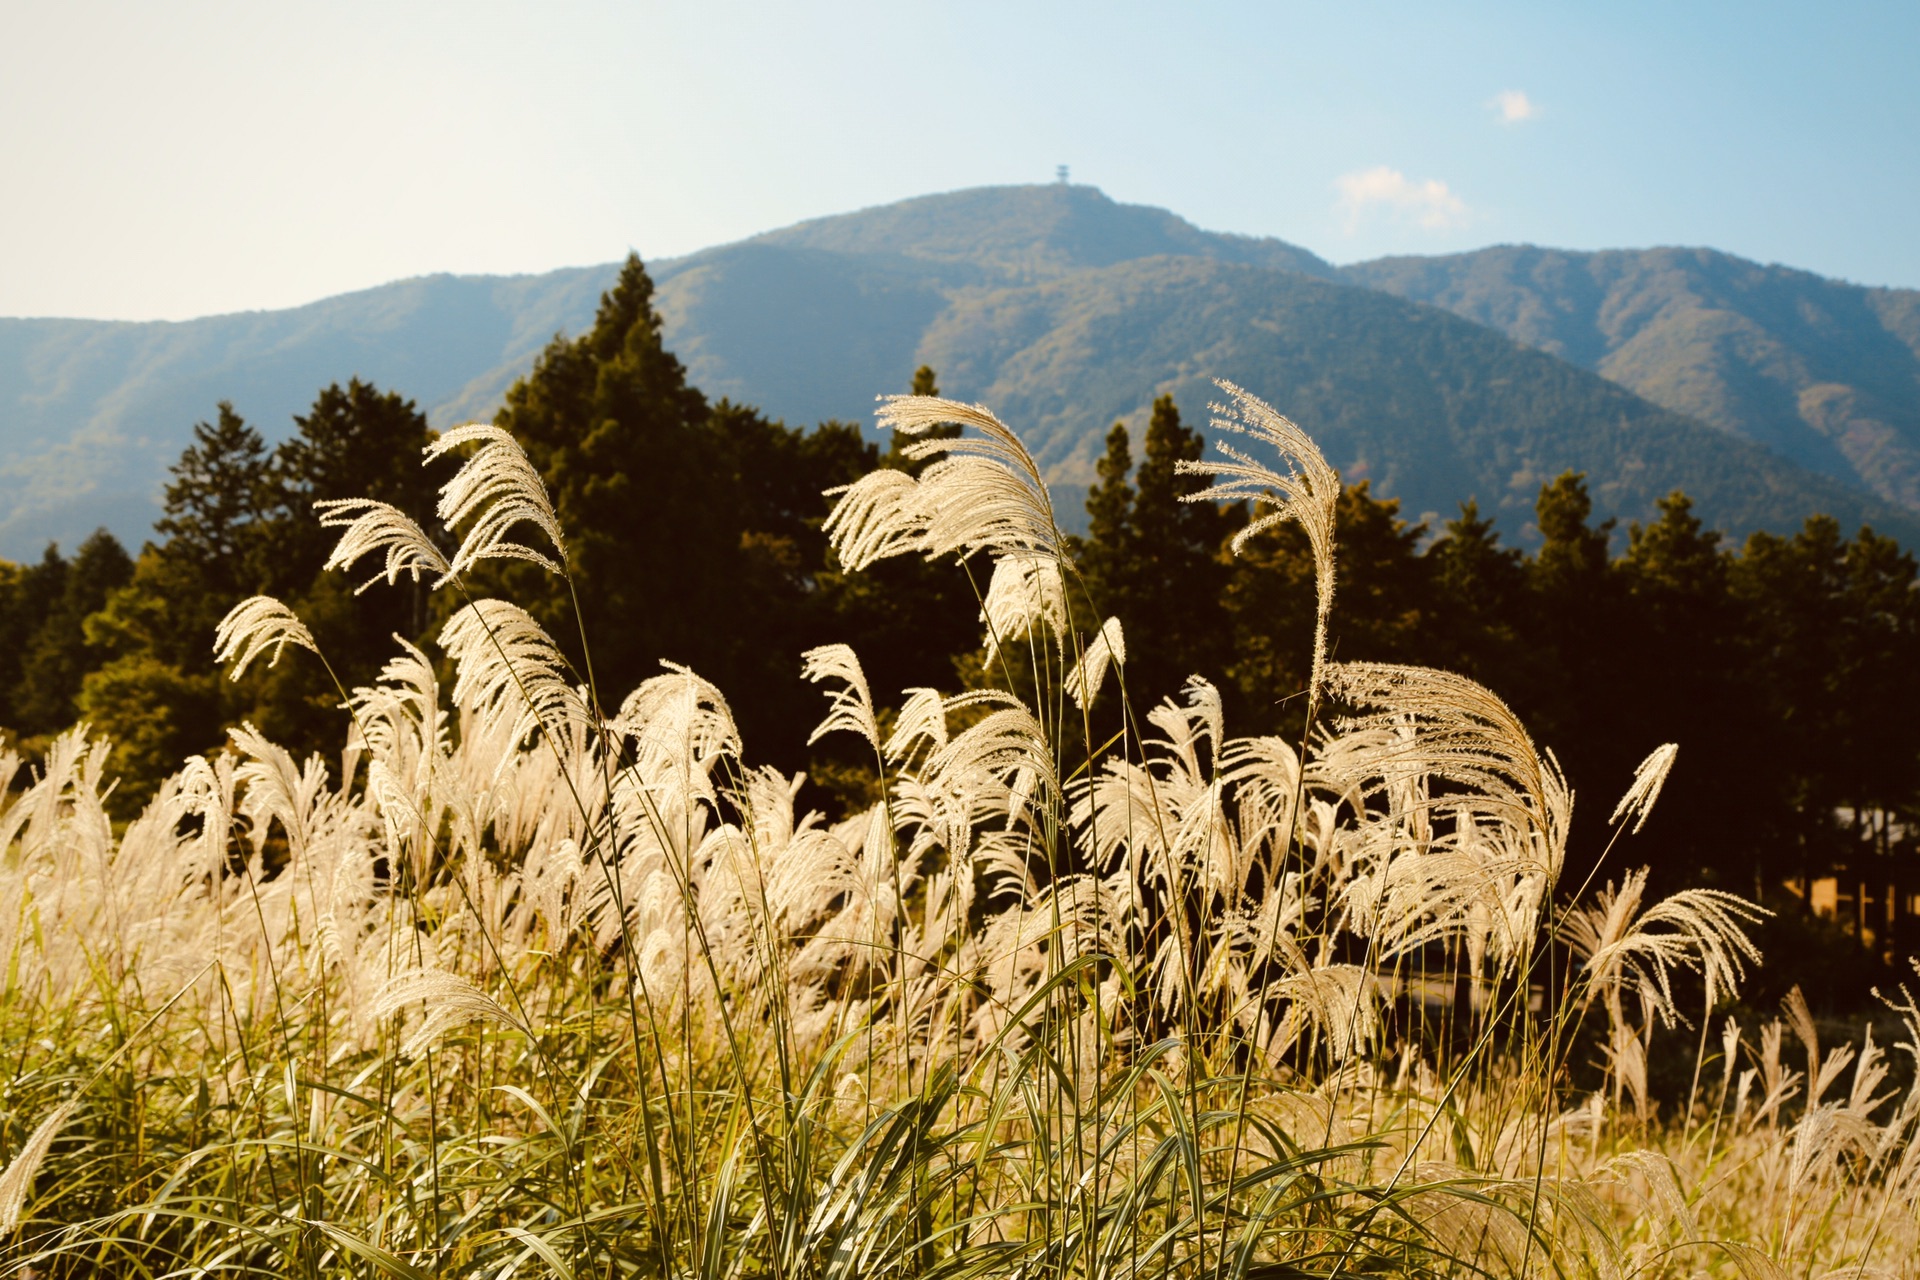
[1342,244,1920,509]
[4,183,1916,557]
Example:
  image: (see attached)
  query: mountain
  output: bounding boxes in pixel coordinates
[0,268,612,557]
[1343,246,1920,510]
[4,183,1918,559]
[911,255,1908,542]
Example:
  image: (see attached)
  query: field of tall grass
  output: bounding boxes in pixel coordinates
[3,383,1917,1278]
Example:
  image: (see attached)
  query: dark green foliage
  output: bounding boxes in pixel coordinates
[1070,397,1241,704]
[65,384,447,801]
[0,530,134,738]
[484,255,911,766]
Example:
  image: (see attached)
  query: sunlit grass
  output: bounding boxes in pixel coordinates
[2,384,1916,1278]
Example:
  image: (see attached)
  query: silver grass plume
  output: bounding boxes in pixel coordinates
[428,423,567,578]
[315,498,451,593]
[825,395,1066,569]
[1271,963,1380,1064]
[822,468,924,571]
[1178,380,1340,694]
[1324,661,1571,873]
[1064,616,1126,708]
[979,555,1068,666]
[884,687,948,763]
[1560,867,1767,1023]
[439,599,585,742]
[801,643,880,750]
[371,967,528,1057]
[1611,742,1679,834]
[213,595,319,679]
[0,1099,78,1232]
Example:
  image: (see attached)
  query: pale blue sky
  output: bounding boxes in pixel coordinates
[3,0,1916,320]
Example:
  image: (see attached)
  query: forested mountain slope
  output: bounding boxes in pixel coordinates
[4,183,1916,556]
[1344,246,1920,510]
[910,255,1918,542]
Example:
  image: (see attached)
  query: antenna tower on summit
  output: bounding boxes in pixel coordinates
[1057,164,1069,184]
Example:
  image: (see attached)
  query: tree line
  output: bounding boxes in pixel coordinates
[3,253,1915,999]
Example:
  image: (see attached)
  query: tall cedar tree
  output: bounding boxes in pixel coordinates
[80,385,445,802]
[487,254,875,763]
[1076,396,1242,707]
[1424,499,1534,688]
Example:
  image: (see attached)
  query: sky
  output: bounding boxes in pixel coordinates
[3,0,1917,321]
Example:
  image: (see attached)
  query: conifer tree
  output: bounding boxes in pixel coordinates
[14,530,133,733]
[1075,396,1240,706]
[1426,499,1530,684]
[489,254,882,760]
[1077,421,1134,615]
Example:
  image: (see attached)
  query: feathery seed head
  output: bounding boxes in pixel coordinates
[213,595,319,680]
[371,967,527,1056]
[863,395,1066,564]
[1180,380,1341,689]
[0,1100,78,1232]
[1611,743,1679,834]
[801,643,880,749]
[1065,616,1126,708]
[439,599,585,743]
[823,468,927,571]
[315,498,451,593]
[428,423,567,578]
[980,555,1068,666]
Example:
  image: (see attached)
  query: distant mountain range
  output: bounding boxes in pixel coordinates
[3,184,1917,558]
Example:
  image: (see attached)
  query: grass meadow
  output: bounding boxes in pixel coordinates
[2,384,1917,1278]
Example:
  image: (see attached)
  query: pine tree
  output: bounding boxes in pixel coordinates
[490,254,895,761]
[490,254,723,700]
[1426,499,1530,684]
[1077,421,1134,616]
[1073,396,1241,706]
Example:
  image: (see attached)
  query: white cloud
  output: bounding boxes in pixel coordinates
[1491,89,1537,123]
[1333,166,1469,232]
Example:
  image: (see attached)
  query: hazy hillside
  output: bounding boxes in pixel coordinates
[0,268,613,557]
[912,255,1919,543]
[1344,246,1920,510]
[5,183,1917,558]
